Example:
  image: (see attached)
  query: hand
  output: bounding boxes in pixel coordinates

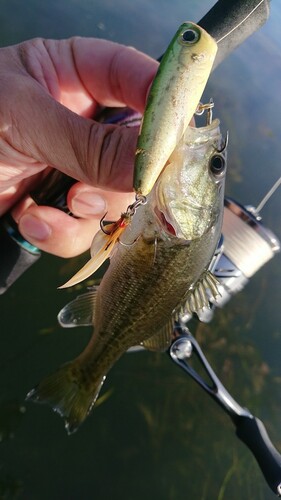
[0,37,158,257]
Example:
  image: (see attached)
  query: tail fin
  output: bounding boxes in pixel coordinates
[26,362,105,434]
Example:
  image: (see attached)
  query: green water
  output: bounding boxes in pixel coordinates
[0,1,280,499]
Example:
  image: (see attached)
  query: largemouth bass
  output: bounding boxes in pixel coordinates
[133,21,218,196]
[27,117,227,434]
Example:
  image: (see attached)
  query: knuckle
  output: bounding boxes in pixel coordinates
[83,123,135,190]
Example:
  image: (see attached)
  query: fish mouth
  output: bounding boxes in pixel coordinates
[154,207,177,236]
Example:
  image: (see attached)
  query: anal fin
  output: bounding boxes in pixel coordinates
[141,319,174,352]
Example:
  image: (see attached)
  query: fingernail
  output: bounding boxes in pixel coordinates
[19,214,52,241]
[72,192,107,216]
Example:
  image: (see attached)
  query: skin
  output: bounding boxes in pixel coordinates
[0,37,158,257]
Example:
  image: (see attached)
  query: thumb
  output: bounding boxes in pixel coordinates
[8,79,139,192]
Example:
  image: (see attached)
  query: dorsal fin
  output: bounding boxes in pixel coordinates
[141,319,174,352]
[57,288,98,328]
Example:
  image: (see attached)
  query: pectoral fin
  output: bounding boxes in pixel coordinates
[57,288,98,328]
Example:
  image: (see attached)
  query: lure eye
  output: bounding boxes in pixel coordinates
[209,154,226,178]
[181,28,200,44]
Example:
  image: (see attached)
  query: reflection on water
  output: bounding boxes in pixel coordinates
[0,0,280,499]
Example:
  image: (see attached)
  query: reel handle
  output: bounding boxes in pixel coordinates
[236,416,281,496]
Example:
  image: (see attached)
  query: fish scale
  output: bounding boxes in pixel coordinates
[76,229,220,387]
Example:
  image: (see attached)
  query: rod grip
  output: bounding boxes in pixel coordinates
[199,0,270,69]
[0,216,40,295]
[236,415,281,496]
[0,171,75,294]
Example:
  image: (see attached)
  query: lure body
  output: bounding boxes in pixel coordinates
[133,21,218,196]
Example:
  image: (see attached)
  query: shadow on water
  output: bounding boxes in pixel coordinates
[0,0,280,499]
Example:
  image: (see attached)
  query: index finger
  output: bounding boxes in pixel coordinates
[50,37,158,113]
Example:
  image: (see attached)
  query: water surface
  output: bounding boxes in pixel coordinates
[0,1,280,499]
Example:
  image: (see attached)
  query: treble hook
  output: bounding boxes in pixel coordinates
[99,194,147,236]
[118,194,147,246]
[216,130,229,153]
[196,99,215,125]
[99,212,111,235]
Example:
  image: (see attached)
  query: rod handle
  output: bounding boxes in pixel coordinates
[236,416,281,496]
[199,0,270,69]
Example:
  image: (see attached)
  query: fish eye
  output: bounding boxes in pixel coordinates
[181,28,200,45]
[209,154,226,178]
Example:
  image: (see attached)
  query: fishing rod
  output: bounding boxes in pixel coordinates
[0,0,270,294]
[169,325,281,497]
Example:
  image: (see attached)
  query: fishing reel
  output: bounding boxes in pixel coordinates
[181,196,280,324]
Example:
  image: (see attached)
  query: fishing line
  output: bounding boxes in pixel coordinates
[216,0,265,44]
[255,175,281,213]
